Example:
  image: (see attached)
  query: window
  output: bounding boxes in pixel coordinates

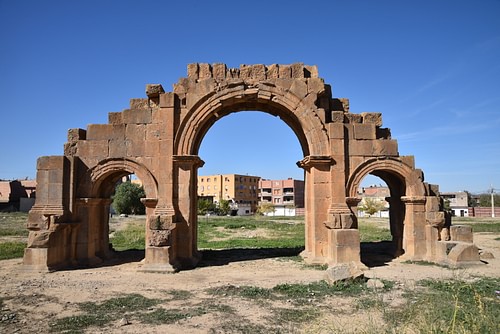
[201,178,204,182]
[207,178,210,182]
[274,198,281,204]
[207,186,210,190]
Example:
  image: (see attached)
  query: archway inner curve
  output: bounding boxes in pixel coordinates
[175,85,330,158]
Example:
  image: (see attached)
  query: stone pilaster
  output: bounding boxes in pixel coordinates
[401,196,427,260]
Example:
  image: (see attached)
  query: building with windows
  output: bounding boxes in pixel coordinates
[197,174,260,215]
[440,191,469,217]
[258,178,305,216]
[357,185,390,218]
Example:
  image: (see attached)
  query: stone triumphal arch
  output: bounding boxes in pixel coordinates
[23,63,480,272]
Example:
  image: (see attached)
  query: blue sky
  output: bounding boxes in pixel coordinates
[1,0,499,193]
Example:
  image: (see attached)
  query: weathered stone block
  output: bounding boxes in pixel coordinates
[373,140,399,156]
[212,63,226,80]
[108,139,126,158]
[37,156,66,170]
[123,108,152,124]
[125,124,146,142]
[361,112,382,126]
[278,65,291,78]
[305,65,318,78]
[187,63,199,79]
[148,214,174,230]
[450,225,473,243]
[349,140,373,156]
[331,111,345,123]
[426,196,440,212]
[67,128,86,142]
[345,113,362,123]
[76,140,108,159]
[87,124,125,141]
[328,123,345,139]
[334,229,360,246]
[307,77,325,95]
[289,79,308,99]
[325,262,364,284]
[126,140,145,157]
[291,63,305,78]
[447,243,480,263]
[266,64,279,79]
[146,124,166,141]
[353,124,376,140]
[108,112,123,125]
[159,92,175,108]
[144,140,160,157]
[146,84,165,98]
[130,98,149,110]
[198,63,212,80]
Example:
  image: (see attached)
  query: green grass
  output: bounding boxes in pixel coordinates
[50,293,161,332]
[452,217,500,233]
[380,277,500,334]
[0,241,26,260]
[198,216,304,250]
[0,212,29,237]
[358,218,392,242]
[109,223,145,251]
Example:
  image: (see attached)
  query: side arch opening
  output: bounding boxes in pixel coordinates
[75,159,158,267]
[347,158,422,267]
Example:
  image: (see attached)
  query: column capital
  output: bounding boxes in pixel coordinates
[346,197,362,206]
[297,155,335,169]
[141,198,158,208]
[173,155,205,169]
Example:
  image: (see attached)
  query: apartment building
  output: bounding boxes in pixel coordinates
[197,174,260,214]
[258,178,305,216]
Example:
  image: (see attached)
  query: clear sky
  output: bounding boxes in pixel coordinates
[1,0,499,194]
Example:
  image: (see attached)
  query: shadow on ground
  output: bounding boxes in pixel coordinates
[361,240,396,267]
[198,247,304,267]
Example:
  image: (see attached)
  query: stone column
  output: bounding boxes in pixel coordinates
[172,155,204,268]
[297,155,335,264]
[401,196,427,260]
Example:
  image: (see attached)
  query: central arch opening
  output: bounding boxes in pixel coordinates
[196,111,306,266]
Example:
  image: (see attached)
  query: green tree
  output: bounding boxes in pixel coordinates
[358,198,386,217]
[198,198,216,215]
[256,202,275,215]
[217,199,231,216]
[465,191,477,207]
[479,193,500,207]
[112,182,146,215]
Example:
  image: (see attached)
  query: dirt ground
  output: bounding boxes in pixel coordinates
[0,231,498,333]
